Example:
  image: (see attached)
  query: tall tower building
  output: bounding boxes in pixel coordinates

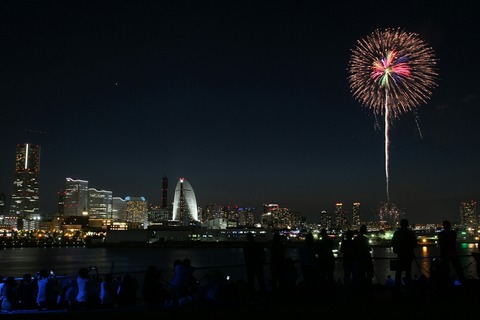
[0,193,6,215]
[9,143,41,217]
[319,210,331,229]
[172,178,198,225]
[460,200,477,229]
[352,202,361,227]
[335,202,349,230]
[162,174,168,208]
[57,190,66,216]
[64,178,89,216]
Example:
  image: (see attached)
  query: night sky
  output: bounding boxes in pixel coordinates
[1,1,479,224]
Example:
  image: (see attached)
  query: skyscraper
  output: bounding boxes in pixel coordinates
[64,178,89,216]
[9,143,41,217]
[172,178,198,224]
[460,200,477,229]
[124,196,148,228]
[162,174,168,208]
[88,188,113,219]
[352,202,361,227]
[0,193,6,215]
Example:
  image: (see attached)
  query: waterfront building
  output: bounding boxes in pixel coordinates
[57,190,66,216]
[261,203,277,228]
[64,178,89,216]
[203,204,225,222]
[238,207,256,227]
[460,200,477,230]
[319,210,332,229]
[352,202,361,228]
[148,204,171,222]
[162,174,168,208]
[172,178,199,225]
[0,192,6,215]
[125,196,149,228]
[88,188,113,219]
[112,196,126,221]
[335,202,350,230]
[9,143,41,219]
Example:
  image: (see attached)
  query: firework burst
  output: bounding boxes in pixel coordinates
[347,28,438,202]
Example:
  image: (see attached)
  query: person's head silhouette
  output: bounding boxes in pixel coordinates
[442,220,451,230]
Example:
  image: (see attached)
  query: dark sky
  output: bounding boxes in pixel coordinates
[1,0,479,224]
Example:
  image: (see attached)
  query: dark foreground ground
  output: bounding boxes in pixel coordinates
[2,280,479,319]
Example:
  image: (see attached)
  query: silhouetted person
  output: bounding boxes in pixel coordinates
[317,228,335,287]
[340,229,356,287]
[35,269,58,310]
[143,265,167,306]
[298,232,319,294]
[438,220,465,285]
[169,259,190,304]
[391,218,418,291]
[269,232,286,294]
[117,273,137,307]
[1,276,18,312]
[17,273,36,310]
[0,276,4,303]
[100,273,118,307]
[182,258,199,299]
[283,256,299,293]
[242,232,267,302]
[354,225,374,288]
[59,277,77,309]
[75,267,100,308]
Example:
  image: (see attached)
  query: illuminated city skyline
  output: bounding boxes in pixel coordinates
[1,1,479,224]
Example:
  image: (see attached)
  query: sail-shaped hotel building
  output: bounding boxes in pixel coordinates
[172,178,199,225]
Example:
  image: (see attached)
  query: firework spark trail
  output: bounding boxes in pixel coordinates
[348,28,438,204]
[414,112,424,140]
[384,93,390,202]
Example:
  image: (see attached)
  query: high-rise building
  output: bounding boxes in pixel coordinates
[57,190,66,216]
[0,193,6,215]
[125,196,148,228]
[319,210,331,228]
[261,203,278,227]
[64,178,89,216]
[112,196,126,221]
[88,188,113,219]
[172,178,198,225]
[352,202,361,227]
[460,200,477,229]
[9,143,41,217]
[162,174,168,208]
[238,207,256,227]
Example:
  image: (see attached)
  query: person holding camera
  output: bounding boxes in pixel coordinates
[75,267,100,308]
[36,269,59,310]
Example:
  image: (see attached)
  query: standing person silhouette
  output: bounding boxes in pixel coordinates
[100,273,118,308]
[242,232,267,302]
[340,230,356,288]
[353,225,374,289]
[438,220,465,285]
[298,232,319,294]
[317,228,335,287]
[391,218,418,291]
[269,232,286,294]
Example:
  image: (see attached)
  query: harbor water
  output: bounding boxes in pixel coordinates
[1,243,479,288]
